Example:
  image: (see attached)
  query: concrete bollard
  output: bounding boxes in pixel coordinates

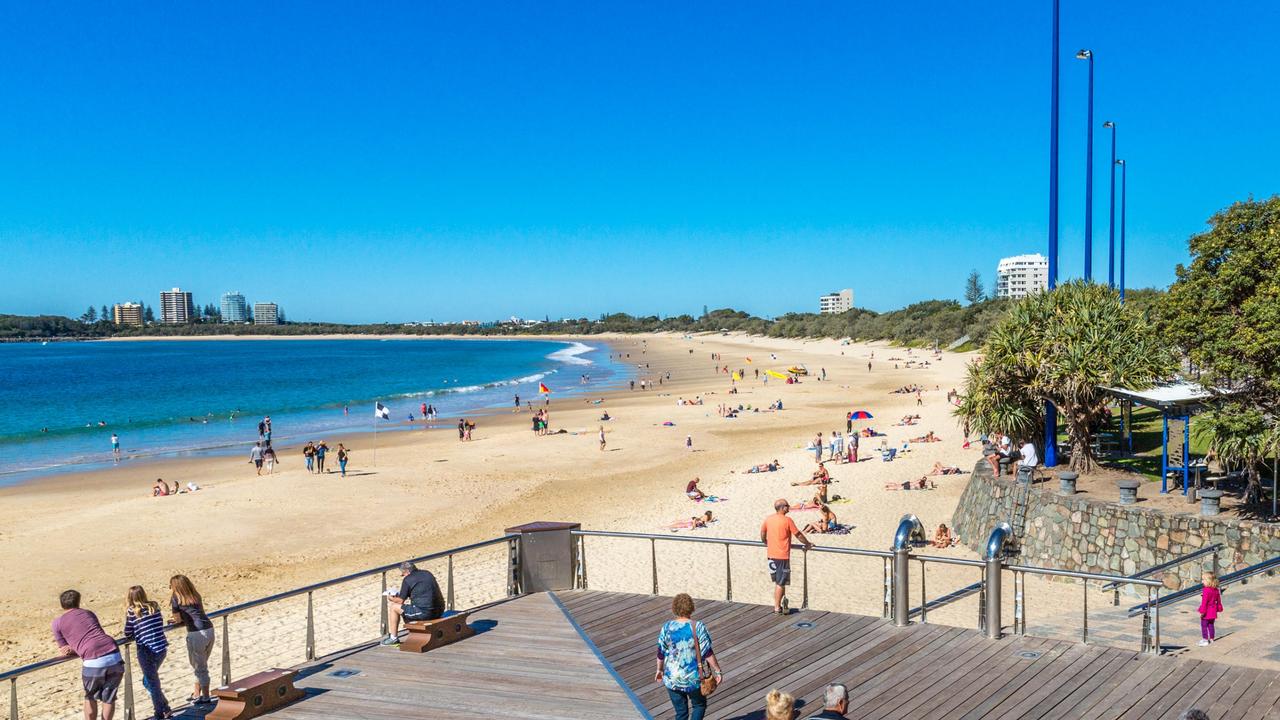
[1058,471,1078,496]
[1117,479,1141,506]
[1199,489,1224,517]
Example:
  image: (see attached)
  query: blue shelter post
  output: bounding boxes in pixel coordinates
[1161,414,1169,494]
[1182,415,1191,496]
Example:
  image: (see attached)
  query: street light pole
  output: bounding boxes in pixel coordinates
[1117,159,1127,301]
[1104,121,1116,287]
[1045,0,1061,468]
[1077,49,1094,281]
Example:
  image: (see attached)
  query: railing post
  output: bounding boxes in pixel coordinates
[578,535,588,590]
[305,591,316,661]
[220,615,231,687]
[380,571,389,636]
[985,556,1002,639]
[1081,580,1089,644]
[446,554,456,612]
[801,548,809,610]
[9,677,16,720]
[1154,588,1161,654]
[122,642,135,720]
[892,547,910,626]
[882,557,892,619]
[1211,550,1219,577]
[724,543,733,602]
[1014,570,1025,634]
[918,559,927,624]
[507,537,521,596]
[977,576,986,633]
[650,538,658,595]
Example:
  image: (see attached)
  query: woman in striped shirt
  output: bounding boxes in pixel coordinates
[124,585,172,719]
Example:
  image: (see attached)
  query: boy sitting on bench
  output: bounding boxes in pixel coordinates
[381,561,444,646]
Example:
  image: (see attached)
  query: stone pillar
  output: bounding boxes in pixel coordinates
[1117,480,1141,506]
[1058,471,1078,496]
[1199,490,1224,517]
[505,521,581,593]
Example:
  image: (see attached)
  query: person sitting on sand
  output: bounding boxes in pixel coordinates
[686,478,706,501]
[933,524,958,548]
[792,466,830,486]
[910,431,941,443]
[600,411,611,421]
[929,461,963,475]
[153,478,170,497]
[811,484,828,505]
[803,505,838,534]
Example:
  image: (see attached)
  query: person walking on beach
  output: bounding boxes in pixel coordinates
[813,433,824,464]
[655,593,722,720]
[337,444,349,476]
[315,441,328,473]
[110,433,121,459]
[53,589,125,720]
[124,586,172,719]
[459,419,466,441]
[761,499,812,614]
[263,444,278,473]
[168,575,214,705]
[599,426,607,452]
[686,434,693,451]
[381,561,443,646]
[248,442,264,476]
[1198,572,1224,646]
[513,394,520,412]
[303,441,316,473]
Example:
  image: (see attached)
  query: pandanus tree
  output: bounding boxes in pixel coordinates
[1194,406,1279,508]
[957,280,1174,474]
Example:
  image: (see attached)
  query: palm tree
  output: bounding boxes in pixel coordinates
[956,281,1174,474]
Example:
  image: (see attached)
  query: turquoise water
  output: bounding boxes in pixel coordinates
[0,338,625,483]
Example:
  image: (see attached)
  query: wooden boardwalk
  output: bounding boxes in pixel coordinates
[558,590,1280,720]
[204,590,1280,719]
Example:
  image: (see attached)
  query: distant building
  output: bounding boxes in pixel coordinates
[253,303,280,325]
[112,302,144,327]
[819,289,854,314]
[996,254,1049,299]
[221,292,249,323]
[159,288,194,324]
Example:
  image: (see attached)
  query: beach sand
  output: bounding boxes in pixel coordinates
[1,333,995,675]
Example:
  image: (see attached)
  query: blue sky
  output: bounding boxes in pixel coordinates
[1,2,1276,323]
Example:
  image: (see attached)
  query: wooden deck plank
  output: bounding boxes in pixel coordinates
[870,630,1017,720]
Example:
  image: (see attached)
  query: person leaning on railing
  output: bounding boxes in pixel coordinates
[168,575,215,706]
[123,585,173,719]
[52,589,125,720]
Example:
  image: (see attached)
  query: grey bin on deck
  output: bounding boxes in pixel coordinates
[1117,480,1141,506]
[505,521,581,593]
[1058,471,1079,496]
[1199,489,1224,517]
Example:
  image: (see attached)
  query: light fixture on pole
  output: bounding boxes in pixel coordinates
[1103,121,1117,287]
[1076,49,1094,281]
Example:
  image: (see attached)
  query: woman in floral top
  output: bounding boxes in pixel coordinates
[655,593,723,720]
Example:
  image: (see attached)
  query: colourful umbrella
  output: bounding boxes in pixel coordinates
[848,410,874,420]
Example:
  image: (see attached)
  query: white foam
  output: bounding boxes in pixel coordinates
[547,342,595,366]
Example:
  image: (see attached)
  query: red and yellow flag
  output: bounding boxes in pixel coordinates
[539,383,551,394]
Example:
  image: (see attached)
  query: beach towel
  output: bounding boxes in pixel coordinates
[824,524,852,535]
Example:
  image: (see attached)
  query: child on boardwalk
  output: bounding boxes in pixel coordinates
[1197,572,1223,646]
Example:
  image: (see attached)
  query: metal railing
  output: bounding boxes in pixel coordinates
[2,535,518,720]
[1101,543,1222,605]
[1126,553,1280,618]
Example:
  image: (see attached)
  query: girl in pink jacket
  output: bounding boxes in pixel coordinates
[1198,572,1224,646]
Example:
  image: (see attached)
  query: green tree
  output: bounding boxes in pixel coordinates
[100,305,110,322]
[956,281,1174,473]
[82,306,97,322]
[143,304,155,324]
[964,270,986,305]
[1162,195,1280,413]
[1194,405,1280,508]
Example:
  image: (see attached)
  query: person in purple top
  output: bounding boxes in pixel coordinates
[52,589,124,720]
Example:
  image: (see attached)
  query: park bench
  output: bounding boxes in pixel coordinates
[207,668,304,720]
[400,612,475,653]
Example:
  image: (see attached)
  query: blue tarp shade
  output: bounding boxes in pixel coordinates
[1103,382,1212,495]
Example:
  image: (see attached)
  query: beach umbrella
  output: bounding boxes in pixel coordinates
[849,410,874,420]
[765,369,789,380]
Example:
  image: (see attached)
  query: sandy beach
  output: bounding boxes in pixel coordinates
[0,332,988,671]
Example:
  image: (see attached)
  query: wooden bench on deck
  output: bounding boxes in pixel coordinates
[400,612,475,653]
[207,668,304,720]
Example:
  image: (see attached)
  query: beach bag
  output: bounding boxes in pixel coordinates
[691,621,718,696]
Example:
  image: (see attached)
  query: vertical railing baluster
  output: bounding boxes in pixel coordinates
[1081,580,1089,644]
[447,555,456,611]
[918,559,927,624]
[380,571,389,636]
[1154,589,1161,654]
[122,642,135,720]
[220,615,231,687]
[882,557,892,619]
[650,538,659,595]
[9,677,17,720]
[578,535,588,590]
[508,538,521,596]
[801,548,809,610]
[305,591,316,661]
[724,543,732,601]
[1015,571,1025,634]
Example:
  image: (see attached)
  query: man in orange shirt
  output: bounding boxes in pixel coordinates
[761,498,813,614]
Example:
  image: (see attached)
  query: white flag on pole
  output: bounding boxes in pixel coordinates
[375,402,390,419]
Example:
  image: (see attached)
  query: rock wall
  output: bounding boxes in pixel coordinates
[951,460,1280,592]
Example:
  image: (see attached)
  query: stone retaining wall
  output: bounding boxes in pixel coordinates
[951,460,1280,592]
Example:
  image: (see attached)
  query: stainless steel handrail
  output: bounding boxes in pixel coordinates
[1099,543,1223,593]
[1125,553,1280,618]
[0,534,517,685]
[1004,564,1163,586]
[570,529,893,557]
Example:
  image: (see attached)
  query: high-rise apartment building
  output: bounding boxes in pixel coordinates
[818,289,854,314]
[253,302,280,325]
[159,288,194,324]
[995,254,1049,299]
[221,292,249,323]
[112,302,144,327]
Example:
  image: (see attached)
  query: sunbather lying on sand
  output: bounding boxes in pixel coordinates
[789,501,822,512]
[884,477,935,491]
[667,511,715,530]
[744,460,781,473]
[929,462,963,475]
[910,431,941,443]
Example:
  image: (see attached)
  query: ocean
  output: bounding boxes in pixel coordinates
[0,338,626,483]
